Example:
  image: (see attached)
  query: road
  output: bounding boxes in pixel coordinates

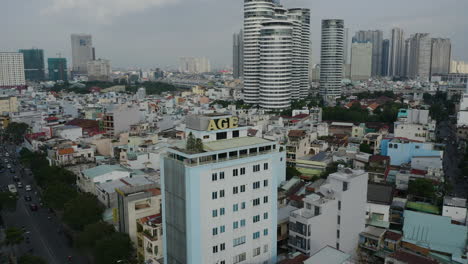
[438,120,468,198]
[0,143,88,263]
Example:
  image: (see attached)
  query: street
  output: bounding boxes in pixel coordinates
[0,143,87,263]
[438,120,468,198]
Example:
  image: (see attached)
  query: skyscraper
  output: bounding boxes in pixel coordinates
[430,38,451,76]
[353,30,383,76]
[406,33,432,81]
[0,52,25,88]
[162,114,285,264]
[87,59,111,81]
[19,48,45,81]
[47,58,68,82]
[381,39,390,76]
[388,28,405,77]
[343,28,350,65]
[319,19,344,101]
[243,0,310,109]
[350,42,372,81]
[179,57,211,73]
[233,30,244,79]
[71,34,93,75]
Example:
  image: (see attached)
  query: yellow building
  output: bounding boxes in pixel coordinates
[0,96,18,113]
[0,114,10,129]
[191,85,206,95]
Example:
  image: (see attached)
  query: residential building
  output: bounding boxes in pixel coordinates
[179,57,211,73]
[430,38,451,76]
[304,246,352,264]
[87,59,111,81]
[319,19,344,101]
[162,114,285,264]
[384,250,438,264]
[388,28,405,77]
[343,28,350,65]
[47,58,68,82]
[0,52,25,88]
[394,123,429,142]
[233,30,244,79]
[46,142,95,166]
[77,164,132,194]
[286,130,313,166]
[71,34,93,75]
[102,104,143,136]
[19,48,45,81]
[353,30,383,76]
[0,96,18,113]
[350,42,372,81]
[406,33,432,81]
[366,183,393,228]
[243,0,310,108]
[380,138,443,166]
[451,60,468,74]
[289,167,368,256]
[442,196,467,225]
[381,39,390,76]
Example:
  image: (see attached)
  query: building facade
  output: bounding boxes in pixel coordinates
[71,34,93,75]
[19,48,45,81]
[381,39,390,77]
[350,42,372,81]
[353,30,383,76]
[233,30,244,79]
[319,19,344,101]
[48,58,68,82]
[430,38,451,76]
[406,33,432,81]
[179,57,211,73]
[388,28,405,77]
[162,114,286,264]
[0,52,25,88]
[87,59,111,81]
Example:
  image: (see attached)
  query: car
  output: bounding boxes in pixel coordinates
[13,176,20,182]
[25,185,32,191]
[17,182,23,188]
[29,204,38,211]
[4,159,8,163]
[24,195,32,201]
[7,164,11,169]
[8,184,17,194]
[5,153,9,157]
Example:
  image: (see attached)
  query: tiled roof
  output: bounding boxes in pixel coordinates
[384,231,403,241]
[288,130,306,138]
[58,148,74,155]
[388,250,438,264]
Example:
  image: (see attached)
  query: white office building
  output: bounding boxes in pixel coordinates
[350,42,372,81]
[289,167,368,257]
[71,34,94,75]
[179,57,211,73]
[0,52,25,88]
[87,59,111,81]
[319,19,344,102]
[162,114,286,264]
[243,0,310,109]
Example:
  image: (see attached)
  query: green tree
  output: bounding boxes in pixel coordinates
[4,122,29,143]
[93,232,134,264]
[18,254,47,264]
[76,221,116,249]
[0,192,17,212]
[408,178,436,199]
[286,166,301,180]
[186,132,196,151]
[4,227,24,245]
[359,143,373,154]
[63,193,103,231]
[43,183,77,210]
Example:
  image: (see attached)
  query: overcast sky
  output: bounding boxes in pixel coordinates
[2,0,467,69]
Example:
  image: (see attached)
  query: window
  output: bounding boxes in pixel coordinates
[336,243,340,250]
[233,186,238,194]
[264,163,268,170]
[337,230,340,239]
[338,201,341,210]
[306,203,312,210]
[212,228,218,236]
[232,130,240,138]
[240,219,246,227]
[253,198,260,206]
[263,244,268,253]
[264,196,268,203]
[233,169,238,176]
[233,204,239,212]
[220,190,225,198]
[264,212,268,219]
[220,243,225,251]
[264,228,268,236]
[240,185,246,192]
[342,182,348,191]
[253,181,260,189]
[212,192,217,200]
[264,179,268,187]
[253,231,260,239]
[233,221,239,229]
[212,173,217,181]
[220,208,225,215]
[217,132,227,140]
[337,215,340,225]
[314,206,320,216]
[233,236,246,247]
[253,215,260,223]
[253,247,261,257]
[212,210,218,217]
[253,164,260,172]
[233,252,246,263]
[241,202,246,209]
[220,171,225,180]
[240,168,246,175]
[220,225,225,233]
[213,245,219,253]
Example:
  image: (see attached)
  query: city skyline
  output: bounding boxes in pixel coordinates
[2,0,467,68]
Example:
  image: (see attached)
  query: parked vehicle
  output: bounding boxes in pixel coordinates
[8,184,17,194]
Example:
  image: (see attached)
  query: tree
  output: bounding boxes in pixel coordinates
[77,221,116,249]
[93,232,134,264]
[0,192,17,211]
[63,193,103,231]
[4,122,29,143]
[43,183,77,210]
[286,166,301,180]
[408,178,436,199]
[18,254,47,264]
[186,132,196,151]
[359,143,373,154]
[4,227,24,245]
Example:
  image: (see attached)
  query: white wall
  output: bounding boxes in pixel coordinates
[93,170,130,184]
[366,203,390,222]
[442,205,467,225]
[57,127,83,141]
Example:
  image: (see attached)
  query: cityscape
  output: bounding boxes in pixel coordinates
[1,0,468,264]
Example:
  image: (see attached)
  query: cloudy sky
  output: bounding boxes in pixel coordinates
[2,0,467,69]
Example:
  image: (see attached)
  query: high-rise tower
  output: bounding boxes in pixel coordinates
[388,28,405,77]
[354,30,383,76]
[233,30,244,79]
[71,34,93,75]
[19,48,45,81]
[430,38,451,76]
